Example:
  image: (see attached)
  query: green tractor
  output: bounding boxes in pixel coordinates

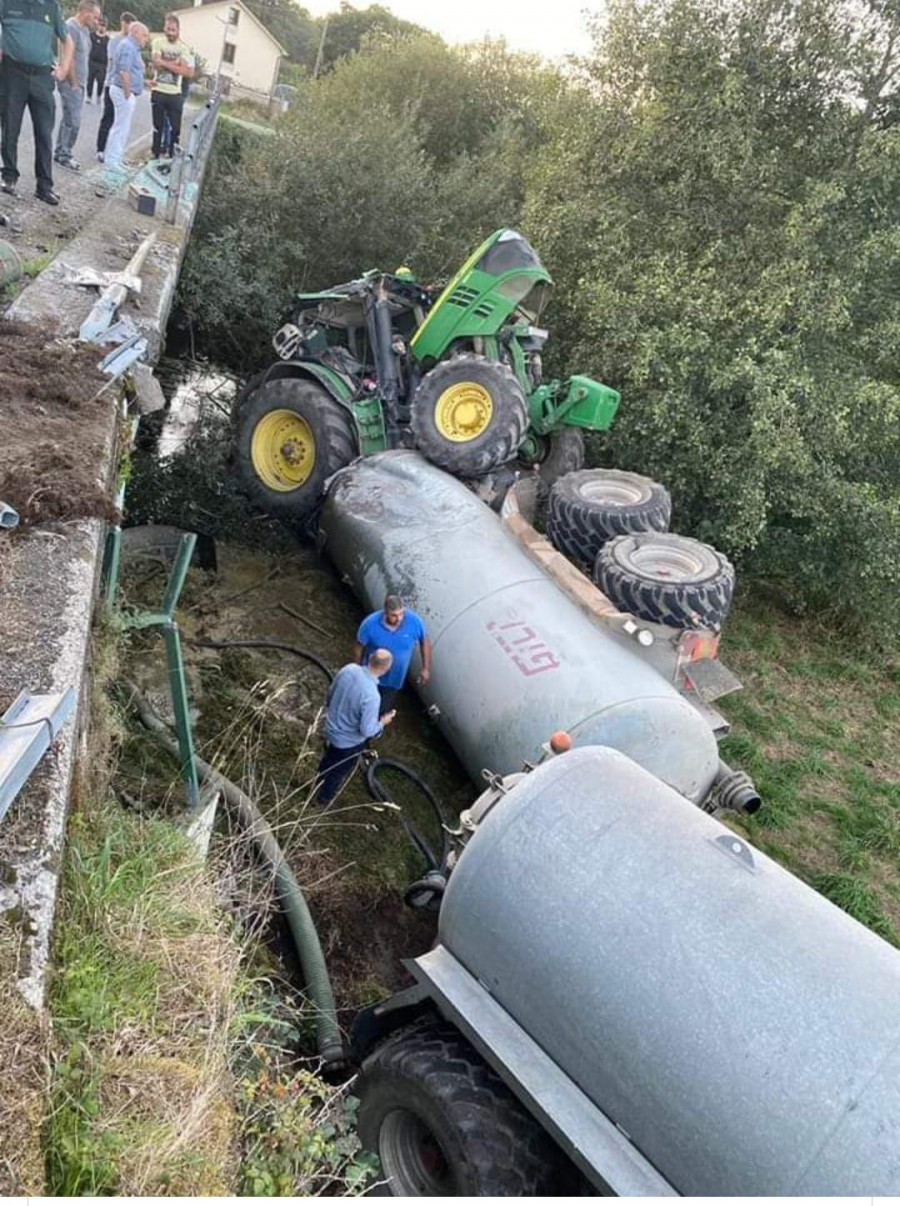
[235,228,620,518]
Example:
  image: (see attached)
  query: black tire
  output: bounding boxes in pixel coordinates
[235,377,357,520]
[547,468,671,565]
[518,426,585,493]
[412,354,527,478]
[594,531,735,632]
[357,1017,569,1196]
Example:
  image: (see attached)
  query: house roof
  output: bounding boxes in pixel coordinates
[169,0,288,57]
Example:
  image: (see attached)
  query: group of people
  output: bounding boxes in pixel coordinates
[0,0,194,204]
[315,595,432,809]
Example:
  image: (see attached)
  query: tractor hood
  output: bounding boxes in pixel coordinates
[411,229,553,363]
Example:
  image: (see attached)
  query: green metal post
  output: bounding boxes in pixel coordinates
[121,531,201,810]
[102,527,122,608]
[162,534,197,617]
[162,619,200,808]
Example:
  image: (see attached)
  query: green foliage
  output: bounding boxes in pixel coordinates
[175,35,556,367]
[238,1055,377,1195]
[526,0,900,637]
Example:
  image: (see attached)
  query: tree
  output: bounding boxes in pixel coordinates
[525,0,900,636]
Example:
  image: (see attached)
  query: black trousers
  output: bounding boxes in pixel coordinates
[97,85,114,153]
[0,58,55,190]
[315,740,366,805]
[87,61,105,101]
[151,90,184,157]
[378,685,399,711]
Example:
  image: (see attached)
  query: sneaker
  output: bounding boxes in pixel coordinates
[58,157,81,172]
[35,188,60,206]
[1,180,17,197]
[97,151,105,163]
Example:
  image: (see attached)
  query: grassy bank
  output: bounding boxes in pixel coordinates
[44,623,374,1195]
[720,591,900,943]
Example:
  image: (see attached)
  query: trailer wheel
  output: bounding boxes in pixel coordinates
[357,1017,567,1196]
[594,531,735,631]
[547,468,671,565]
[235,377,357,520]
[412,354,527,478]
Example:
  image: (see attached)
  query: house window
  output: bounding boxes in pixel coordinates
[228,6,240,23]
[222,41,236,63]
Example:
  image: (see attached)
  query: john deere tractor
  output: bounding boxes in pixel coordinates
[235,228,620,518]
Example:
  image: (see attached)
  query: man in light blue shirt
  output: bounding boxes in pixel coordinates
[102,19,147,175]
[354,594,431,712]
[315,648,396,807]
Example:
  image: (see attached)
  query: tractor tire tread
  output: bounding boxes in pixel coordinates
[547,469,671,566]
[593,534,735,631]
[412,353,528,479]
[357,1015,569,1195]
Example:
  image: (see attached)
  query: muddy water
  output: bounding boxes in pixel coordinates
[121,362,475,1012]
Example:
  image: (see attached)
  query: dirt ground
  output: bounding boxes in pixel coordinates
[117,536,472,1021]
[0,319,117,531]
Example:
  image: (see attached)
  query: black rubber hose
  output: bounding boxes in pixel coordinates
[185,636,334,682]
[124,681,344,1066]
[365,757,451,870]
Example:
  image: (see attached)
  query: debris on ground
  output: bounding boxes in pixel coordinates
[0,319,118,526]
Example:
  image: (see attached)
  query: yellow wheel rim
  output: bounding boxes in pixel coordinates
[250,409,316,492]
[435,382,493,442]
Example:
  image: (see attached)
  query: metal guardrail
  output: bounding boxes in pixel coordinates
[164,95,221,224]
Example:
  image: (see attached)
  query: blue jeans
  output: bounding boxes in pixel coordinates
[315,741,366,805]
[55,80,84,161]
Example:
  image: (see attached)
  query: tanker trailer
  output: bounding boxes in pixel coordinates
[351,745,900,1196]
[320,450,726,804]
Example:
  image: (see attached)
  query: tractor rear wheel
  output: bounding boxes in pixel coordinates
[547,468,671,565]
[235,377,357,520]
[593,532,735,631]
[412,354,527,478]
[357,1017,570,1196]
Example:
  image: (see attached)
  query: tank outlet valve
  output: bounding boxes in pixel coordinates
[712,761,762,815]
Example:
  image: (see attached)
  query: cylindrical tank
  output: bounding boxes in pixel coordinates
[320,451,720,801]
[440,745,900,1195]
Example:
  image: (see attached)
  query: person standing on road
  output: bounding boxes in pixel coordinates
[54,0,101,173]
[149,13,193,159]
[86,17,108,103]
[95,9,133,160]
[315,650,396,808]
[0,0,74,205]
[354,594,431,712]
[102,19,147,174]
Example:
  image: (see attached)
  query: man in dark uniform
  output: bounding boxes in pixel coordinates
[0,0,74,204]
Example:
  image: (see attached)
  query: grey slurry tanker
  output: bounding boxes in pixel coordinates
[317,453,900,1196]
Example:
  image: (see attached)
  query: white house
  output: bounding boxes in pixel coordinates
[170,0,287,101]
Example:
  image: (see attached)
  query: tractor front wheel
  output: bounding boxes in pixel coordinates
[412,354,527,478]
[235,377,357,520]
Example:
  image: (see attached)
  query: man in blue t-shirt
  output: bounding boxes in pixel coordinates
[354,593,431,711]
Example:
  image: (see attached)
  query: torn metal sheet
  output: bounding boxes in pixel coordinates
[99,333,149,377]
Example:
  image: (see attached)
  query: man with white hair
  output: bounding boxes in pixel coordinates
[101,17,147,176]
[315,648,396,808]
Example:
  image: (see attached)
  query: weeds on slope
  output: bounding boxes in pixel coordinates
[720,589,900,943]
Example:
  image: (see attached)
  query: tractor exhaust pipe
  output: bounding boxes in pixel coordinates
[365,285,399,405]
[713,760,762,815]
